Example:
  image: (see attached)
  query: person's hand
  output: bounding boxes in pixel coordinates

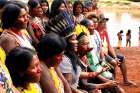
[96,66,108,74]
[76,90,84,93]
[106,80,118,87]
[114,58,121,66]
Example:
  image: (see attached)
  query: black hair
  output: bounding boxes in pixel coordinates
[73,1,83,16]
[120,30,123,33]
[39,0,49,17]
[39,0,48,4]
[28,0,40,9]
[0,0,8,9]
[80,19,90,27]
[77,32,87,40]
[87,14,99,21]
[37,32,67,62]
[5,47,36,88]
[49,0,65,18]
[65,34,80,73]
[127,29,131,35]
[1,3,26,29]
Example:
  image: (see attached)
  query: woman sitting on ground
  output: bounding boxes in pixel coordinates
[37,33,72,93]
[5,47,42,93]
[0,46,20,93]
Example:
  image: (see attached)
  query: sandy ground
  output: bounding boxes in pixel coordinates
[99,1,140,15]
[115,47,140,93]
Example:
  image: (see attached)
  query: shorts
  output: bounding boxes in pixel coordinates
[105,54,125,63]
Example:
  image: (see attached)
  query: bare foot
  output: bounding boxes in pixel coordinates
[123,80,137,86]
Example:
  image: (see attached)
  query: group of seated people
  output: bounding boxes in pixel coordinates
[0,0,136,93]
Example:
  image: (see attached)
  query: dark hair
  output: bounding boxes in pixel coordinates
[39,0,48,4]
[77,32,87,40]
[37,32,67,61]
[0,0,8,9]
[49,0,65,18]
[120,30,123,33]
[127,29,131,35]
[87,14,99,21]
[65,34,80,73]
[80,19,90,27]
[5,47,36,88]
[73,1,83,16]
[39,0,49,17]
[28,0,39,9]
[1,3,26,29]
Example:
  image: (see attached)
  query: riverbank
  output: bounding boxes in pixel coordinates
[99,0,140,16]
[115,47,140,93]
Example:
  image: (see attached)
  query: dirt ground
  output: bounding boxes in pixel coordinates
[115,47,140,93]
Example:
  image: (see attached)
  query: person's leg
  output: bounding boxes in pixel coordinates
[117,54,136,86]
[106,54,128,82]
[106,54,136,86]
[129,40,131,47]
[116,85,125,93]
[117,55,127,82]
[126,40,128,47]
[105,55,117,79]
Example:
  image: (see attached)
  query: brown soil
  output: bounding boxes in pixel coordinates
[115,47,140,93]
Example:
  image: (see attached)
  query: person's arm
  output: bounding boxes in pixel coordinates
[0,35,17,54]
[0,85,6,93]
[80,66,108,79]
[55,67,72,93]
[80,79,116,90]
[12,85,20,93]
[80,72,99,79]
[105,31,117,58]
[99,41,105,60]
[40,63,58,93]
[58,69,83,93]
[108,44,117,58]
[71,87,84,93]
[97,75,110,82]
[27,20,39,46]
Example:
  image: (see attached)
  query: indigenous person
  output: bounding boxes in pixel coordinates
[73,1,85,23]
[97,16,136,86]
[77,32,123,93]
[37,33,72,93]
[126,29,131,47]
[80,18,113,80]
[28,0,46,42]
[117,30,123,49]
[6,47,42,93]
[59,32,88,93]
[0,2,33,54]
[0,0,8,35]
[49,0,67,18]
[0,46,20,93]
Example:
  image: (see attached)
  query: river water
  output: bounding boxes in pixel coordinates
[103,10,140,47]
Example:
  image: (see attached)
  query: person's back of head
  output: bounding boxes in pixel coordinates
[0,0,8,17]
[80,19,90,28]
[128,29,131,33]
[37,32,67,63]
[120,30,123,33]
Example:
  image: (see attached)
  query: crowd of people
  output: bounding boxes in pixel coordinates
[0,0,137,93]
